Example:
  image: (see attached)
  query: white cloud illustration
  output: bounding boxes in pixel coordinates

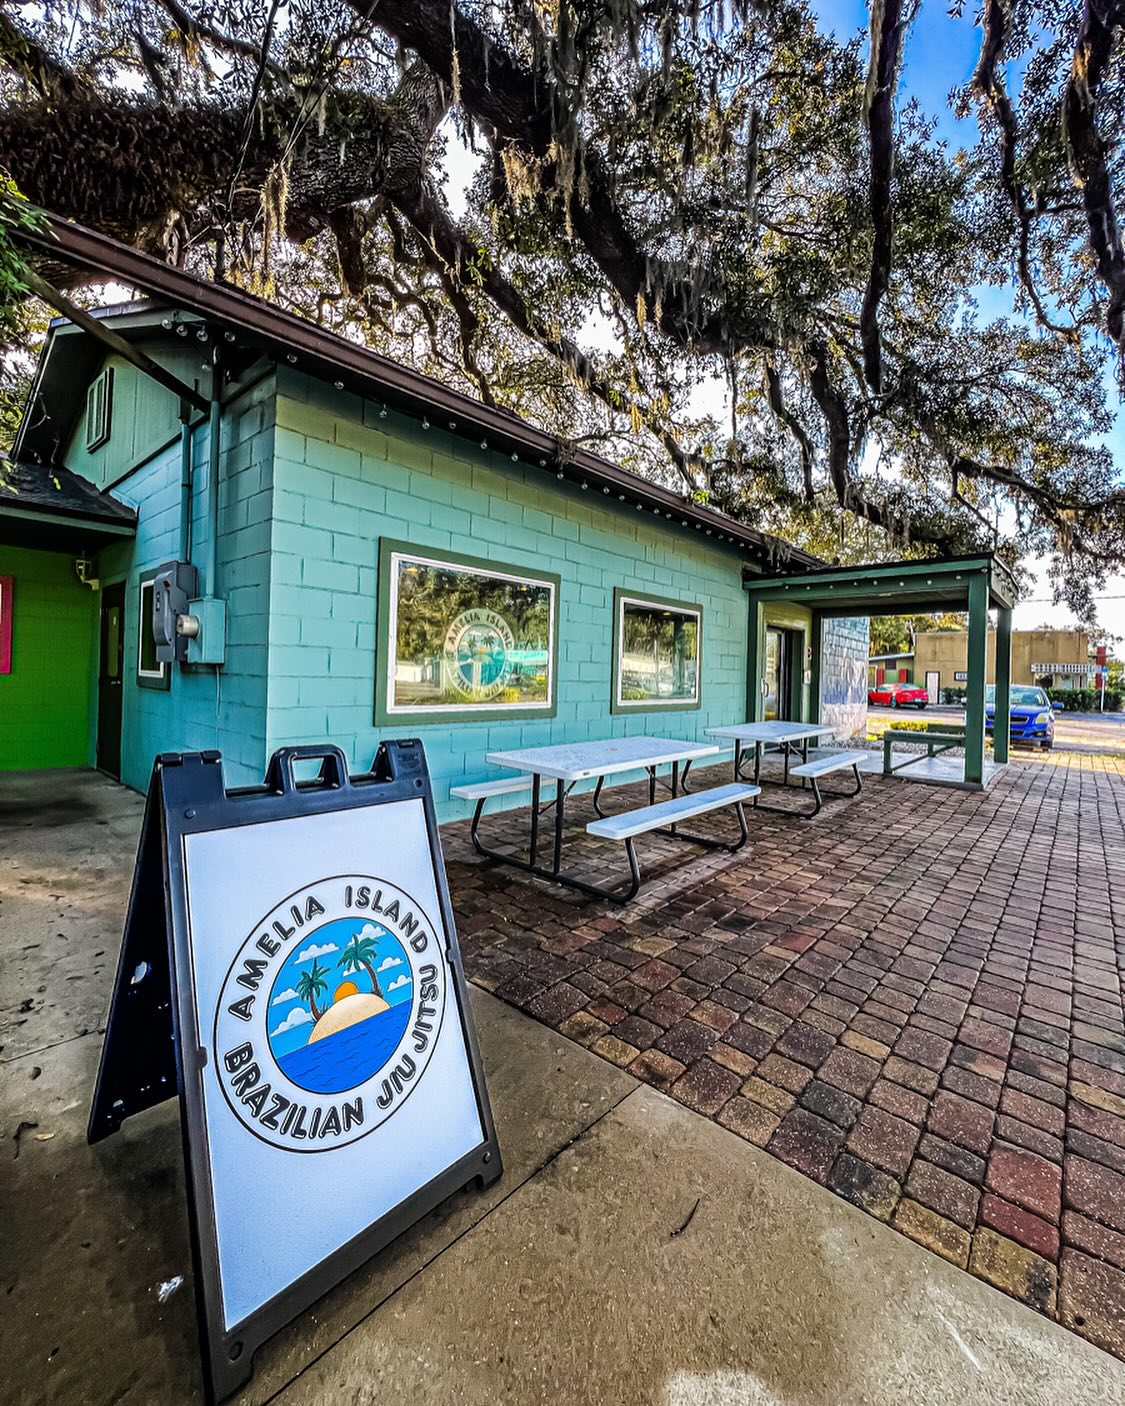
[376,955,404,972]
[270,1006,313,1037]
[271,987,300,1007]
[295,941,338,963]
[387,973,412,992]
[356,922,387,942]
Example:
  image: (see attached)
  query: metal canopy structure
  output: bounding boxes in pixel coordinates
[743,554,1017,789]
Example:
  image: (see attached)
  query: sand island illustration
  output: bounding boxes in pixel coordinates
[267,918,414,1096]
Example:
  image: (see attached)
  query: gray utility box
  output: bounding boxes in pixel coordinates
[153,561,198,664]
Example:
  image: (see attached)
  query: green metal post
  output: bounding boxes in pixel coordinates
[964,572,989,785]
[745,598,763,722]
[993,604,1012,765]
[809,611,824,724]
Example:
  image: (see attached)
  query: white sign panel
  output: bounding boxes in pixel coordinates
[184,800,484,1328]
[89,743,500,1405]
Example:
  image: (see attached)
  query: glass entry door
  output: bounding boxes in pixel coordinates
[764,627,792,721]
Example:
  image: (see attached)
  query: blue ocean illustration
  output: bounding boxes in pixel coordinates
[278,1001,412,1095]
[267,915,414,1095]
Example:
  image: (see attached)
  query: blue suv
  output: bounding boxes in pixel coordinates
[985,685,1056,750]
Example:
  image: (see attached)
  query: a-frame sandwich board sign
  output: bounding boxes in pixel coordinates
[89,740,502,1404]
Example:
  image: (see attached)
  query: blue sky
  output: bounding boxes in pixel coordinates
[807,0,1125,632]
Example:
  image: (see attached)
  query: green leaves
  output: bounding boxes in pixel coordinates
[0,170,45,343]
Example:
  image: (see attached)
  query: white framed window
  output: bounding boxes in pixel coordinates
[613,589,702,712]
[85,368,113,451]
[137,577,169,690]
[376,540,559,724]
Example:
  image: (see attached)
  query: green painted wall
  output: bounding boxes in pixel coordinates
[0,546,96,769]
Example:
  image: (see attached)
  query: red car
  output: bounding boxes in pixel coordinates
[868,681,929,709]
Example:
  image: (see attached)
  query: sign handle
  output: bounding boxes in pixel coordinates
[264,744,351,795]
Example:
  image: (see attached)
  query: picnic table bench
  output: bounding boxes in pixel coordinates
[786,750,868,816]
[455,736,732,902]
[586,782,760,900]
[882,727,966,775]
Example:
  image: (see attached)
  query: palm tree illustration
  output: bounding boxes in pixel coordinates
[295,960,330,1022]
[338,933,384,999]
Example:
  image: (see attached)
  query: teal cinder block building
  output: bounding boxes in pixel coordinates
[2,227,873,812]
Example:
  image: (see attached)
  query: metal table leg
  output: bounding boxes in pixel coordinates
[592,775,608,817]
[529,772,541,867]
[552,778,565,875]
[467,768,644,902]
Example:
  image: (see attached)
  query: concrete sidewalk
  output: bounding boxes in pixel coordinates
[4,770,1125,1405]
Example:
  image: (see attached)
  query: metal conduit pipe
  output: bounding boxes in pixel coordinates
[178,406,193,562]
[200,344,222,596]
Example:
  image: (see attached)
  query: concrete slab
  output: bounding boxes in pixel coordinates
[892,754,1005,789]
[271,1084,1125,1406]
[1,990,635,1406]
[0,768,144,1062]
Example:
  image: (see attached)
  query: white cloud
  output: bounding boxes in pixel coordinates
[356,922,387,943]
[377,955,404,973]
[271,987,300,1007]
[270,1006,313,1037]
[295,941,338,963]
[387,973,411,992]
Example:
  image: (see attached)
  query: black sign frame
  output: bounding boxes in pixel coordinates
[89,740,502,1404]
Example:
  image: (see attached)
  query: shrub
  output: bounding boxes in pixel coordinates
[1048,687,1121,713]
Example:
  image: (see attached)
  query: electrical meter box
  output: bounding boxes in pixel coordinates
[153,562,199,664]
[184,598,227,666]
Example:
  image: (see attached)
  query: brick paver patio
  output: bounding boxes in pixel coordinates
[447,751,1125,1358]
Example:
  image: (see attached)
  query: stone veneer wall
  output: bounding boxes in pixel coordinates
[821,616,869,740]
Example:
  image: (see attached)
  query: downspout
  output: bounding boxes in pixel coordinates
[201,344,222,596]
[178,402,193,562]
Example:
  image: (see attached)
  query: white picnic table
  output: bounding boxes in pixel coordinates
[486,735,719,782]
[470,735,721,899]
[705,721,837,787]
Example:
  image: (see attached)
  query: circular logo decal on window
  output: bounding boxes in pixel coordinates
[213,877,446,1152]
[443,608,515,700]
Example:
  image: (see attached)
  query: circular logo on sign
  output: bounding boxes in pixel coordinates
[213,877,446,1152]
[443,608,515,700]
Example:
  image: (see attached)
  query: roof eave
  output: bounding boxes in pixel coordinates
[14,214,819,569]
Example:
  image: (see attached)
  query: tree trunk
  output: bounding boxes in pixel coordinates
[363,961,384,1000]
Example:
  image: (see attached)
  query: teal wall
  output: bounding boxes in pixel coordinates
[24,334,867,809]
[63,341,207,491]
[84,372,277,791]
[266,370,752,818]
[0,546,97,769]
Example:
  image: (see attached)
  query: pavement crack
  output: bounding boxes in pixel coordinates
[670,1196,701,1238]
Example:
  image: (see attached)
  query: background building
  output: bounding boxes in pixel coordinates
[869,628,1090,699]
